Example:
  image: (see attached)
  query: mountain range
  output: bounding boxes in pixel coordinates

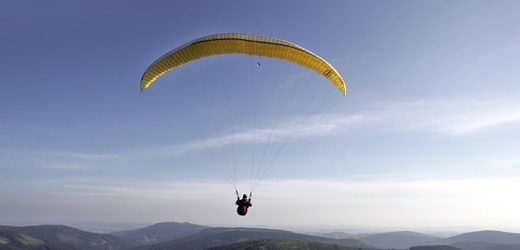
[357,230,520,250]
[0,222,519,250]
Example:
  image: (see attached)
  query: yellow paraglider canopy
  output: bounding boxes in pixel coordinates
[140,33,346,95]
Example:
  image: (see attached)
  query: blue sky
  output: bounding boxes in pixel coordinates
[1,1,520,232]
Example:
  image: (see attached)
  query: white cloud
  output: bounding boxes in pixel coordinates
[159,113,376,156]
[489,159,520,165]
[151,96,520,156]
[4,97,517,170]
[375,98,520,135]
[0,149,119,170]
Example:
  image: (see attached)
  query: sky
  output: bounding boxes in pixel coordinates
[1,1,520,233]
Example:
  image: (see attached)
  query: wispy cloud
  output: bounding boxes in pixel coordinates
[4,97,517,169]
[489,159,520,165]
[373,97,520,135]
[157,96,520,155]
[0,149,119,170]
[161,113,376,155]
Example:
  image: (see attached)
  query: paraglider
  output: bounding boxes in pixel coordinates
[236,193,252,216]
[140,33,346,216]
[140,33,346,94]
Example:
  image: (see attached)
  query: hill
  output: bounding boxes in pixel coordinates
[1,223,372,250]
[112,222,208,245]
[0,229,89,250]
[0,225,135,250]
[409,246,462,250]
[431,230,520,245]
[309,231,360,240]
[452,241,520,250]
[206,239,370,250]
[359,231,440,249]
[4,222,520,250]
[140,227,374,250]
[356,230,520,250]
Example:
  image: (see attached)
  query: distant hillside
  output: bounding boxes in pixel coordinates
[452,241,520,250]
[356,230,520,250]
[431,230,520,245]
[112,222,208,245]
[0,225,135,250]
[309,231,358,239]
[4,222,519,250]
[410,246,462,250]
[142,227,374,250]
[206,239,371,250]
[359,231,440,249]
[0,229,89,250]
